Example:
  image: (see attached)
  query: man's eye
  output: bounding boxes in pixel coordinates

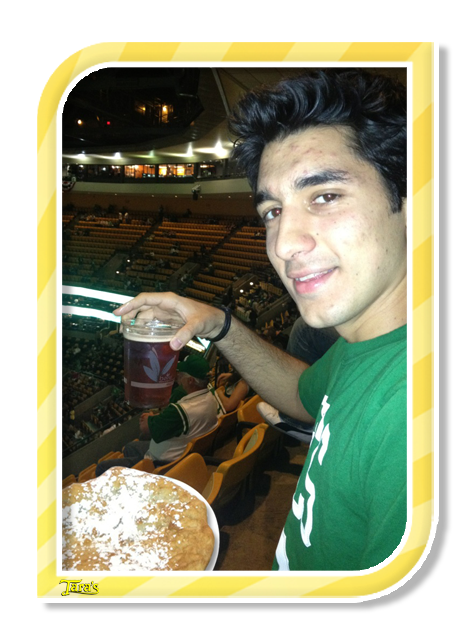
[262,207,281,222]
[314,193,339,204]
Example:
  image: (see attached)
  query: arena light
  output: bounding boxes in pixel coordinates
[186,339,206,353]
[62,305,120,323]
[62,285,132,305]
[214,140,228,158]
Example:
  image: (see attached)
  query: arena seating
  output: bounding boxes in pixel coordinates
[61,207,300,489]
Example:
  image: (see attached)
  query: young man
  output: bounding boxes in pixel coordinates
[114,69,407,571]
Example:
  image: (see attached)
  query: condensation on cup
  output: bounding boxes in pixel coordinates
[122,318,182,409]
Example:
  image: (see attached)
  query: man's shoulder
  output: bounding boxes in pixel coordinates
[177,388,210,405]
[177,388,217,414]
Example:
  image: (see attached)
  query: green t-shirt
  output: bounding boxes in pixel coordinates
[273,325,407,571]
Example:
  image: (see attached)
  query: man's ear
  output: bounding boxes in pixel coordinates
[401,198,407,228]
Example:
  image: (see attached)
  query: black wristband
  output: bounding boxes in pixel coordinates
[209,306,232,343]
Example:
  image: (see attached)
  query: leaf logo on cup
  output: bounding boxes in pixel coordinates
[143,348,176,382]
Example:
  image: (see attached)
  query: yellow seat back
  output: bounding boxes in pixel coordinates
[213,427,265,507]
[132,458,155,473]
[97,451,115,463]
[236,395,265,425]
[212,408,239,450]
[62,474,76,489]
[165,452,211,495]
[233,424,261,457]
[190,424,219,456]
[153,441,194,475]
[78,464,96,483]
[255,422,281,461]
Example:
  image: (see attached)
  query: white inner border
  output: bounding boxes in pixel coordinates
[53,58,427,602]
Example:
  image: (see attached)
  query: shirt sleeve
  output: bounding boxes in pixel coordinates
[147,403,187,443]
[169,386,187,403]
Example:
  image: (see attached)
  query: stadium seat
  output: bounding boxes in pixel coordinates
[78,464,97,483]
[166,425,265,509]
[132,458,156,473]
[62,474,76,489]
[190,424,220,456]
[152,441,194,475]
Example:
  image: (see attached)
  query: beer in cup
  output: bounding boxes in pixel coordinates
[122,318,182,409]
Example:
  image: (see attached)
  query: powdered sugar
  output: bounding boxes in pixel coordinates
[62,467,208,571]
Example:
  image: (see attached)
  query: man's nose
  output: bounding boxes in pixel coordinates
[273,208,317,261]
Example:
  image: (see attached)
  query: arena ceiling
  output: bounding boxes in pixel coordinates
[62,65,406,165]
[62,66,312,163]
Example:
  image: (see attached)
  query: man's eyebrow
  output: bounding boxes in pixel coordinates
[295,169,351,191]
[254,190,275,208]
[255,169,351,208]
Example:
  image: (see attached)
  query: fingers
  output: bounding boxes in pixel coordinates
[169,318,205,350]
[113,291,225,347]
[113,293,166,320]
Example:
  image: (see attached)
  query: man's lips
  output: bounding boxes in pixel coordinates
[288,268,336,294]
[287,268,335,281]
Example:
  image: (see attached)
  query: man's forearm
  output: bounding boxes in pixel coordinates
[216,316,314,424]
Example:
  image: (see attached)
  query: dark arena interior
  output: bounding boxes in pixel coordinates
[60,66,404,571]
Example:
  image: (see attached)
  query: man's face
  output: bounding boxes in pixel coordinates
[176,371,188,386]
[256,125,407,342]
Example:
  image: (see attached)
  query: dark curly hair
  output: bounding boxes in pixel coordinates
[228,69,406,213]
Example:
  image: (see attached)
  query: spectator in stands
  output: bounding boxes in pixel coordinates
[180,272,193,289]
[114,69,407,572]
[215,367,252,414]
[248,309,258,327]
[221,285,233,307]
[95,354,220,476]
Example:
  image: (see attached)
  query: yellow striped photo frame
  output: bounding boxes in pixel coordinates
[37,42,436,600]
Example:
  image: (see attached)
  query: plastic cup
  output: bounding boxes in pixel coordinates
[122,318,182,409]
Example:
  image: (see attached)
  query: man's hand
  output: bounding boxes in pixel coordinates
[139,413,151,438]
[115,293,313,424]
[113,292,225,350]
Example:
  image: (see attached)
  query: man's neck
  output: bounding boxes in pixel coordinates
[337,277,407,343]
